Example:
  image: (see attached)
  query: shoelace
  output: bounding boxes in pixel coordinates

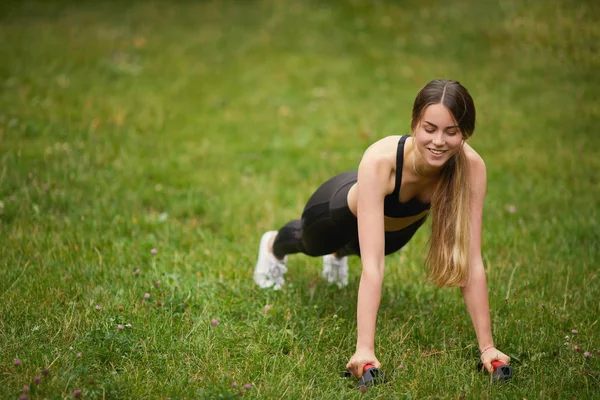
[269,263,284,278]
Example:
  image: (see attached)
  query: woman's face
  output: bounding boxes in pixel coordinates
[413,103,464,169]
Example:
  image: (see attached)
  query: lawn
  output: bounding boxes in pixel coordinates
[1,0,599,398]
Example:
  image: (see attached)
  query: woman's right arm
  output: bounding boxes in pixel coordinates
[346,147,390,378]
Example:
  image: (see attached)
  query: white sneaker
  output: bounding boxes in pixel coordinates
[254,231,288,290]
[322,254,349,288]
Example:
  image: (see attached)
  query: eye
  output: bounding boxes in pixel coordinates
[424,127,435,133]
[446,130,458,136]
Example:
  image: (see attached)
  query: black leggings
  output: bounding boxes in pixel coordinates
[272,171,426,258]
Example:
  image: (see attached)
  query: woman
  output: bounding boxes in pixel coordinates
[253,79,511,377]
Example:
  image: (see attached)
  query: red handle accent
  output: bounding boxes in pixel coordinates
[363,363,375,372]
[491,360,504,370]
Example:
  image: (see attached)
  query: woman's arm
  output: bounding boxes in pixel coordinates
[355,153,388,349]
[346,144,391,377]
[460,154,510,370]
[460,156,494,350]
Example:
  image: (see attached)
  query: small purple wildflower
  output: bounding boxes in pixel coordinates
[95,305,102,311]
[73,389,82,398]
[244,383,252,389]
[14,359,21,366]
[573,345,582,352]
[34,377,40,384]
[232,382,238,387]
[43,368,50,376]
[134,268,141,275]
[154,280,160,287]
[572,329,578,334]
[584,351,591,358]
[144,293,150,299]
[19,394,28,400]
[151,248,157,254]
[23,385,30,392]
[76,352,82,358]
[118,324,124,330]
[211,318,219,327]
[141,299,146,305]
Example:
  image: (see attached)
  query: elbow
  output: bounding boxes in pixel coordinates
[361,258,385,282]
[462,261,486,290]
[470,258,486,280]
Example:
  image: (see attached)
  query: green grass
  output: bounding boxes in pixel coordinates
[1,0,599,398]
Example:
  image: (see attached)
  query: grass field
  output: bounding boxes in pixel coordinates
[1,0,599,398]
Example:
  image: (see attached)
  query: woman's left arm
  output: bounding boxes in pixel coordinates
[460,154,510,371]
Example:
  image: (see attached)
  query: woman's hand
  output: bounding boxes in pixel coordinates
[480,346,510,373]
[346,349,381,379]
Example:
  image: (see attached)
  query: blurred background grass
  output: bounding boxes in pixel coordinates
[1,0,599,398]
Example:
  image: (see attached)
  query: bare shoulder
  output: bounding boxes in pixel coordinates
[463,142,486,175]
[356,135,401,195]
[361,136,400,168]
[362,135,403,159]
[463,143,486,195]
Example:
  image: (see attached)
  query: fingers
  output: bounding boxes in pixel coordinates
[482,350,510,373]
[353,365,363,379]
[346,362,363,379]
[346,355,381,379]
[483,360,493,374]
[481,351,498,373]
[492,350,510,365]
[500,354,511,365]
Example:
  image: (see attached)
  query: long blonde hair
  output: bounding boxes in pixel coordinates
[410,80,476,287]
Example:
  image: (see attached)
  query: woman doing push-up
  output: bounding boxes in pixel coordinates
[253,79,511,378]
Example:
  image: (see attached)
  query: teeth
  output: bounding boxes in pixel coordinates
[430,149,444,155]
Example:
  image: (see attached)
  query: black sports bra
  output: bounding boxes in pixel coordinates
[383,135,431,218]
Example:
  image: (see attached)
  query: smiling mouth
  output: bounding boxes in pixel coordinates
[428,148,446,155]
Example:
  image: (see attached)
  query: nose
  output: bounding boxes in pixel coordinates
[432,132,445,146]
